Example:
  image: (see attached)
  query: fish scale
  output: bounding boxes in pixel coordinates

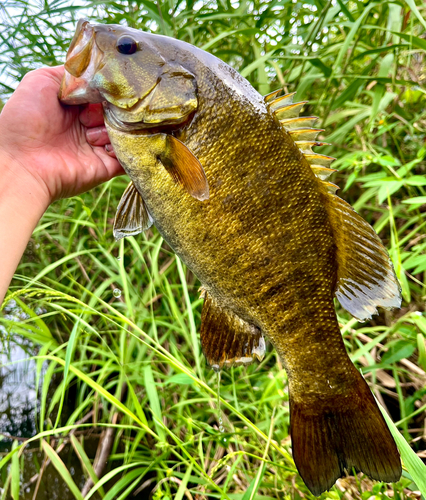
[59,20,402,496]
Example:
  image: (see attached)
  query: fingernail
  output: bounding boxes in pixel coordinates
[87,128,101,142]
[105,144,113,152]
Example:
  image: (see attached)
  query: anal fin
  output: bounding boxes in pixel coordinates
[326,194,401,321]
[113,181,153,241]
[200,292,265,369]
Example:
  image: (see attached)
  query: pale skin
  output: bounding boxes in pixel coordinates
[0,65,123,303]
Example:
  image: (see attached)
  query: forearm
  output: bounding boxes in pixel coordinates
[0,154,50,304]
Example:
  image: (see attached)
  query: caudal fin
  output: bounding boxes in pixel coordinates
[290,373,401,496]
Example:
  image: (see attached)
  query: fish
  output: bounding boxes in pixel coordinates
[59,19,402,496]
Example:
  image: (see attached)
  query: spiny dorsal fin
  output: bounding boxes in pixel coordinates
[303,153,335,167]
[324,181,339,194]
[294,141,330,154]
[281,116,319,129]
[275,101,308,119]
[200,292,266,369]
[263,89,337,180]
[264,88,283,103]
[264,88,401,320]
[268,92,296,111]
[310,165,337,180]
[288,128,324,141]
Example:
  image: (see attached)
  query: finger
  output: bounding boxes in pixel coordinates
[80,103,104,127]
[93,147,125,179]
[86,126,110,146]
[105,144,117,158]
[36,65,65,85]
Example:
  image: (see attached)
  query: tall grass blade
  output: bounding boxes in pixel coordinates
[379,404,426,495]
[41,440,84,500]
[10,441,19,500]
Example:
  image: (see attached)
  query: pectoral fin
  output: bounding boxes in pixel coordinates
[200,291,265,369]
[159,135,209,201]
[114,181,153,241]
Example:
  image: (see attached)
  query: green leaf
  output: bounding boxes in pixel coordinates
[405,176,426,186]
[417,334,426,372]
[353,44,408,59]
[402,197,426,205]
[55,317,81,429]
[401,0,426,30]
[308,58,332,77]
[379,405,426,495]
[381,343,416,365]
[240,50,277,77]
[102,467,148,500]
[175,464,193,500]
[42,355,156,438]
[71,435,105,498]
[166,373,195,385]
[143,364,166,442]
[393,31,426,51]
[332,2,376,71]
[41,441,84,500]
[11,441,19,500]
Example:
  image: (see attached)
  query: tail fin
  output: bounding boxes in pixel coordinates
[290,373,401,496]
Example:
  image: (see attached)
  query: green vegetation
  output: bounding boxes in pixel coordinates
[1,0,426,498]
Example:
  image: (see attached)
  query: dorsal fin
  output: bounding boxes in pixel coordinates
[326,195,401,320]
[264,88,283,103]
[263,88,337,179]
[268,92,296,111]
[294,141,330,154]
[288,128,324,141]
[303,153,335,167]
[200,291,266,369]
[310,165,337,180]
[264,88,402,320]
[281,116,319,129]
[275,101,308,119]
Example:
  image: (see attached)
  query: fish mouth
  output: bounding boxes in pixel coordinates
[59,19,104,105]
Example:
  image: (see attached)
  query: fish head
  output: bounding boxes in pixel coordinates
[59,20,198,129]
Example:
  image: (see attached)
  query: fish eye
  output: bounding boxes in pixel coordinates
[116,36,138,55]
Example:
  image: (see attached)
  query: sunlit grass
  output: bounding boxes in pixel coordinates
[1,0,426,498]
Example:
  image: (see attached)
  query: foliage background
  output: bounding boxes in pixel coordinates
[0,0,426,498]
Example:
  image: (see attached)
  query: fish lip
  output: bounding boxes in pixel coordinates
[104,104,195,137]
[103,105,167,133]
[58,20,104,105]
[104,93,196,132]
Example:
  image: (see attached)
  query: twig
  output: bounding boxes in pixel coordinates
[81,415,119,496]
[0,433,29,441]
[150,476,194,500]
[357,332,426,377]
[22,409,97,490]
[81,384,128,496]
[32,452,49,500]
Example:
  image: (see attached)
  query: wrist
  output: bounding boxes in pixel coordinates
[0,151,50,304]
[0,150,51,216]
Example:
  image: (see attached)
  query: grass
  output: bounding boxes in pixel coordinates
[1,0,426,498]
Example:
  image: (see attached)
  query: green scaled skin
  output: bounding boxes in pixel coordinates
[59,20,402,496]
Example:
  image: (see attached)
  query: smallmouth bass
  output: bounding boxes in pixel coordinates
[59,19,402,495]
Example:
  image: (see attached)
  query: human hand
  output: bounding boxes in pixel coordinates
[0,65,124,207]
